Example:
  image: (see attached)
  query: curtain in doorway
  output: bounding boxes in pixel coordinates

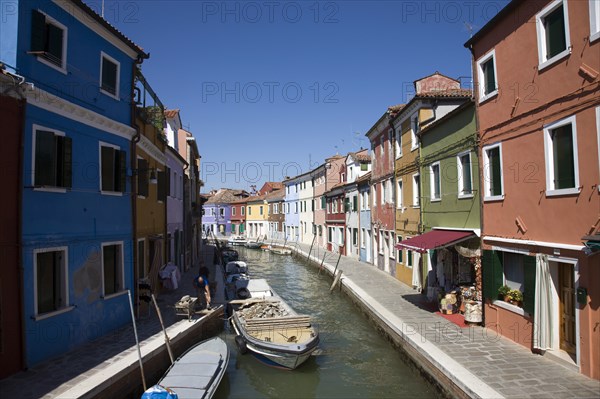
[412,252,422,291]
[534,253,553,350]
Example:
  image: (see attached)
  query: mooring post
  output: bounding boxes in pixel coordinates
[318,251,327,275]
[307,234,316,262]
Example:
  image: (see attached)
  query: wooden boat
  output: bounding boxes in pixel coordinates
[271,247,292,255]
[220,247,239,264]
[230,279,319,370]
[227,236,247,246]
[141,337,229,399]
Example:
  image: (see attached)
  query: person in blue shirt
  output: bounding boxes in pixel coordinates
[195,267,211,309]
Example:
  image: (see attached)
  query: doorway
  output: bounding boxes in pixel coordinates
[559,263,576,355]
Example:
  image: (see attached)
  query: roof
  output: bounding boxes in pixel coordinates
[387,104,406,119]
[464,0,522,48]
[265,188,285,202]
[356,171,371,184]
[415,89,472,99]
[349,149,371,163]
[395,230,475,253]
[246,194,268,204]
[259,182,283,194]
[164,109,180,119]
[205,189,248,205]
[70,0,147,58]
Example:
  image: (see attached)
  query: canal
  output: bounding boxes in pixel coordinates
[213,246,440,399]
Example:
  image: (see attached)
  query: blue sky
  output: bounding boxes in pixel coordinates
[101,0,509,192]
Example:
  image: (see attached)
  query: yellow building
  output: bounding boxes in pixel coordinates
[246,195,269,239]
[133,72,167,299]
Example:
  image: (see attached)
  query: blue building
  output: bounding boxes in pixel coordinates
[283,178,300,241]
[202,189,248,236]
[1,0,148,369]
[358,173,372,264]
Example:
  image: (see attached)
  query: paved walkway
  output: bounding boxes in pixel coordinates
[0,244,225,399]
[280,240,600,399]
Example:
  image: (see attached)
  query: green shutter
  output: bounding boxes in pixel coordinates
[118,150,126,192]
[321,196,326,209]
[137,159,149,197]
[545,5,566,59]
[353,195,358,211]
[483,250,504,301]
[553,125,575,189]
[31,10,46,52]
[61,136,72,188]
[523,255,536,316]
[46,22,63,65]
[484,59,496,94]
[35,130,55,186]
[361,163,368,171]
[490,147,502,196]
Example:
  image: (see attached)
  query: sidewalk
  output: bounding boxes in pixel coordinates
[281,240,599,399]
[0,244,225,399]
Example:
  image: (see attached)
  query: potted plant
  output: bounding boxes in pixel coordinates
[507,289,523,306]
[498,285,511,301]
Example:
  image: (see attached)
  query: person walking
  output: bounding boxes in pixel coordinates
[195,266,211,310]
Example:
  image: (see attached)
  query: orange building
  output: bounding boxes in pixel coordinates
[465,0,600,379]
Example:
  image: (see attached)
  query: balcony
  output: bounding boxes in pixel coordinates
[134,69,167,142]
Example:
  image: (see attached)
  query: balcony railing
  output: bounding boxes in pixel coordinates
[134,69,166,138]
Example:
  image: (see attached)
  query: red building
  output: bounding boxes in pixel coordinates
[325,182,347,254]
[230,197,248,236]
[466,0,600,379]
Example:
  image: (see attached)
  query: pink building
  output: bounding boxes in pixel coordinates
[466,0,600,379]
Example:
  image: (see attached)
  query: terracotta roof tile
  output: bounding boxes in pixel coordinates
[164,109,180,118]
[415,89,472,98]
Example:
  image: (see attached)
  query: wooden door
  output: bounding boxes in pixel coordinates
[559,264,576,354]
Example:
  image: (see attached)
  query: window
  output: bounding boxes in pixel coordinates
[536,0,571,70]
[395,125,402,159]
[483,143,504,201]
[543,115,580,195]
[232,207,236,216]
[361,228,366,248]
[35,247,68,316]
[30,10,67,72]
[381,182,386,205]
[136,158,148,197]
[100,52,120,99]
[318,225,322,237]
[102,242,124,297]
[379,231,384,254]
[157,169,167,202]
[407,249,413,268]
[328,227,333,243]
[503,252,525,292]
[389,232,395,259]
[100,143,126,194]
[372,184,377,207]
[477,50,498,102]
[33,126,72,189]
[457,151,473,198]
[430,162,441,201]
[591,0,600,42]
[397,236,403,262]
[338,227,344,245]
[365,189,370,210]
[387,179,393,203]
[321,196,326,209]
[412,173,420,207]
[380,135,384,156]
[260,206,263,215]
[248,207,252,216]
[353,195,358,211]
[353,228,358,246]
[274,203,278,214]
[411,115,419,151]
[361,163,368,171]
[241,206,245,216]
[294,202,298,213]
[219,208,225,217]
[397,179,403,209]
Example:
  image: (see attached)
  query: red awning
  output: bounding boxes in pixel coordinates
[395,230,475,253]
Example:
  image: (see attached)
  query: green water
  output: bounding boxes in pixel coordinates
[213,247,439,399]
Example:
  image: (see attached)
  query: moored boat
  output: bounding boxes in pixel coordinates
[141,337,229,399]
[244,241,263,249]
[228,236,248,246]
[230,279,319,370]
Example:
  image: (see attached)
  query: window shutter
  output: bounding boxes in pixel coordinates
[483,250,503,301]
[46,23,63,65]
[118,150,126,192]
[157,171,166,201]
[353,195,358,211]
[361,163,368,171]
[321,196,326,209]
[484,60,496,94]
[31,10,46,52]
[166,167,171,197]
[490,149,502,196]
[137,158,149,197]
[61,136,72,188]
[101,146,113,191]
[35,130,56,186]
[523,255,536,316]
[553,125,575,189]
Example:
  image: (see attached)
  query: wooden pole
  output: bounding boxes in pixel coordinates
[332,251,342,277]
[318,251,327,275]
[330,270,343,292]
[127,290,147,391]
[307,234,316,262]
[151,294,174,364]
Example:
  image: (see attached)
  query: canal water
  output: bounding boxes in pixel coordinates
[213,247,439,399]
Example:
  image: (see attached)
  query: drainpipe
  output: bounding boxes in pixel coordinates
[16,91,27,371]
